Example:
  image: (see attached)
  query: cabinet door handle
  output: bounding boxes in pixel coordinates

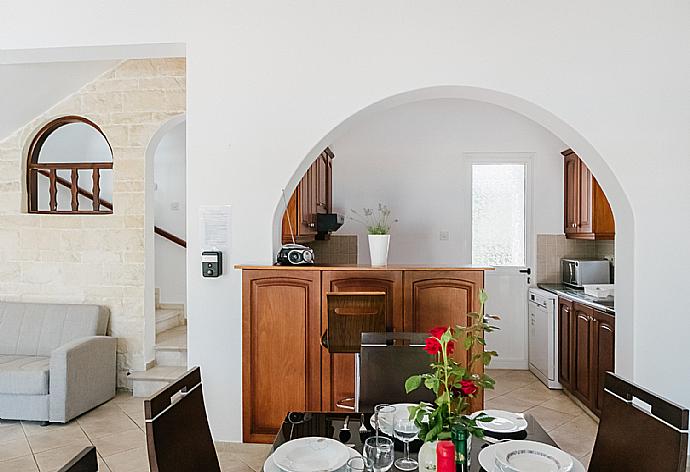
[321,330,329,349]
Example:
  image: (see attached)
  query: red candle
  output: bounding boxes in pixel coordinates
[436,440,456,472]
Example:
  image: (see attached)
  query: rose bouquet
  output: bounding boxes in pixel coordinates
[405,289,500,441]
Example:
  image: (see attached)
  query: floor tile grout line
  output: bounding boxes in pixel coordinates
[19,420,40,471]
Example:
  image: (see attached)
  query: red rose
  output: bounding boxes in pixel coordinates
[446,340,455,355]
[423,337,442,355]
[429,326,449,340]
[459,380,478,396]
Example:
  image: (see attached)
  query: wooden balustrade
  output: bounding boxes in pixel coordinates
[28,162,113,214]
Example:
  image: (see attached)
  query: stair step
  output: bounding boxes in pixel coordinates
[155,309,183,334]
[130,366,187,397]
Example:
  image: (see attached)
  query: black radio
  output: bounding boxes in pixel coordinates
[276,244,315,265]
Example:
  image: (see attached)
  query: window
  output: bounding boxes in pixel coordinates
[27,116,113,214]
[471,163,526,266]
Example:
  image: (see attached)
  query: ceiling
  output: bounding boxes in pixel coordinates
[0,60,118,140]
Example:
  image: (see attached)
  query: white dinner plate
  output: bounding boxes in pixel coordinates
[369,403,422,436]
[478,441,584,472]
[264,446,360,472]
[272,437,352,472]
[469,410,529,434]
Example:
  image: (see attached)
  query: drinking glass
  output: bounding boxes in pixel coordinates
[373,404,395,437]
[346,456,373,472]
[393,417,420,471]
[363,436,394,472]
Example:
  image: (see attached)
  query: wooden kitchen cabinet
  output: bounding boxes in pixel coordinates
[557,298,574,390]
[241,270,322,443]
[558,297,615,417]
[591,308,615,415]
[320,270,403,412]
[282,148,334,244]
[562,149,615,240]
[573,303,594,406]
[403,270,485,412]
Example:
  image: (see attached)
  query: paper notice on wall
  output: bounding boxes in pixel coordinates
[199,205,232,251]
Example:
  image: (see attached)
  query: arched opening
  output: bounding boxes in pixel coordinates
[143,114,187,371]
[271,86,634,382]
[26,115,113,214]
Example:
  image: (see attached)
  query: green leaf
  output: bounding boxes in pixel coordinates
[479,289,488,304]
[463,336,473,350]
[440,329,452,344]
[405,375,422,393]
[424,376,440,393]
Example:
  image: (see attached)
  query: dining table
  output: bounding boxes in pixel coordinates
[263,411,560,472]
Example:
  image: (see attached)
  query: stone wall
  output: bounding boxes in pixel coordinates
[0,58,186,388]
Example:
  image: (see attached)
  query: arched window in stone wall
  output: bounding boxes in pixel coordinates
[27,116,113,214]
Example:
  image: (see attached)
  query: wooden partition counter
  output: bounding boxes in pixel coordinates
[238,264,492,443]
[235,264,493,271]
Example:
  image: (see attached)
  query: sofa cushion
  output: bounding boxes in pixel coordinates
[0,302,109,356]
[0,355,50,395]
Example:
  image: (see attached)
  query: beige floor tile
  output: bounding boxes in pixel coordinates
[26,427,91,454]
[90,429,145,458]
[34,443,90,472]
[523,405,579,432]
[549,415,598,458]
[506,382,564,407]
[0,454,39,472]
[0,437,32,462]
[0,423,25,444]
[78,411,139,440]
[485,394,536,413]
[578,452,592,469]
[102,446,149,472]
[217,452,255,472]
[541,395,591,416]
[97,455,112,472]
[21,421,82,438]
[215,443,271,471]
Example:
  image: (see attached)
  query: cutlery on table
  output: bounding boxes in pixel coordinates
[339,415,351,443]
[359,414,368,435]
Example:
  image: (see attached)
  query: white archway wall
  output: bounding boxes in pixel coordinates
[144,115,187,366]
[1,1,688,442]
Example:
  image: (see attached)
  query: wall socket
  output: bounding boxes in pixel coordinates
[439,230,450,241]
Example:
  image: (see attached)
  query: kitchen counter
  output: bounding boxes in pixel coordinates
[538,283,615,314]
[235,264,493,271]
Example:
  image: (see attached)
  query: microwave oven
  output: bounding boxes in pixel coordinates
[561,258,611,288]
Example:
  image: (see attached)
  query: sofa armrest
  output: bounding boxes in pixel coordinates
[49,336,117,422]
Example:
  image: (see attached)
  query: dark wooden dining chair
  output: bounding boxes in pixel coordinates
[358,332,435,412]
[144,366,221,472]
[589,372,689,472]
[323,292,387,410]
[57,446,98,472]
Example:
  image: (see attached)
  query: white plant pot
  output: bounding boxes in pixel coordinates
[418,441,438,471]
[368,234,390,266]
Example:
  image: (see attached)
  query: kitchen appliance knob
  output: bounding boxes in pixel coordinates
[308,223,315,228]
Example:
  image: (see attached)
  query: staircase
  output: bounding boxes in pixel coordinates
[130,290,188,397]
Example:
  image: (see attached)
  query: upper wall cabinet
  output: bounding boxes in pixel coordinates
[562,149,615,240]
[282,148,334,244]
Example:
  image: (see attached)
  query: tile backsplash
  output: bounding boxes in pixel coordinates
[536,234,615,283]
[305,235,358,264]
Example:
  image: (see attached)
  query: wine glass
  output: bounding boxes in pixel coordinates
[393,416,420,471]
[346,456,373,472]
[373,404,395,437]
[363,436,394,472]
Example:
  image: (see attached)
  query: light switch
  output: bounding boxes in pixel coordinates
[440,231,450,241]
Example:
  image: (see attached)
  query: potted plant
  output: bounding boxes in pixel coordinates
[350,204,397,266]
[405,289,499,468]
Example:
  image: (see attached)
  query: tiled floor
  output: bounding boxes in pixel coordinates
[0,369,595,471]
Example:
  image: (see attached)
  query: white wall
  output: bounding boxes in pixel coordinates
[331,99,566,266]
[2,0,689,442]
[153,121,186,305]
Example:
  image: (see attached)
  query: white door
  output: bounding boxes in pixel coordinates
[467,155,532,370]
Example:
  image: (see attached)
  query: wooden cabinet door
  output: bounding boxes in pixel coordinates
[591,309,615,415]
[315,153,330,214]
[564,152,579,235]
[321,270,403,412]
[297,163,318,238]
[403,270,485,412]
[578,161,593,234]
[573,303,594,406]
[557,298,573,389]
[242,270,321,442]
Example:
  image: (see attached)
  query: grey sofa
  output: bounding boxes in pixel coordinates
[0,301,116,423]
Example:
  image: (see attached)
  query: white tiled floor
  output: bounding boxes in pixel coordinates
[0,369,595,471]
